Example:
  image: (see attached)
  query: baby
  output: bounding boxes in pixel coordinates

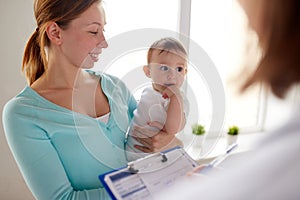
[125,37,189,161]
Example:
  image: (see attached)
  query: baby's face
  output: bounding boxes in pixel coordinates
[145,50,187,93]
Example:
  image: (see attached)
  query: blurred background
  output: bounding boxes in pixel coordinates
[1,0,299,199]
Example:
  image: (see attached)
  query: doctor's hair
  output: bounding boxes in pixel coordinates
[241,0,300,98]
[147,37,187,64]
[22,0,102,85]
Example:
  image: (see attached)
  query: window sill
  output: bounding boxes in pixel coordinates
[185,132,266,164]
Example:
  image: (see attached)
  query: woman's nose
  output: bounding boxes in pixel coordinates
[97,32,108,48]
[100,39,108,48]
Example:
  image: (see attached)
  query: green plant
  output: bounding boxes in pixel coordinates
[227,126,239,136]
[192,124,205,136]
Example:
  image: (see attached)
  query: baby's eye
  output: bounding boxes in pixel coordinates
[176,67,184,72]
[159,65,169,71]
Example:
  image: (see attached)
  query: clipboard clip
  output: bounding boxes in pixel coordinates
[127,163,139,174]
[160,153,168,163]
[126,152,169,174]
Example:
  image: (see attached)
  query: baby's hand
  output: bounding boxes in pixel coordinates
[133,121,181,153]
[162,85,182,99]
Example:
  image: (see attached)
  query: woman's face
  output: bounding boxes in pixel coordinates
[59,2,108,68]
[144,50,187,93]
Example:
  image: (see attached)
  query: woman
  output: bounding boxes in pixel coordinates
[2,0,179,199]
[157,0,300,199]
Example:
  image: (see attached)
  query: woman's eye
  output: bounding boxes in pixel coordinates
[176,67,184,72]
[159,65,169,71]
[89,31,98,35]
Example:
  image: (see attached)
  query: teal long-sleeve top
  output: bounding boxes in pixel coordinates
[2,72,137,199]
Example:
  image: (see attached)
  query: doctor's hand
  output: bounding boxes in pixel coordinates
[187,164,223,178]
[132,121,183,153]
[187,165,207,176]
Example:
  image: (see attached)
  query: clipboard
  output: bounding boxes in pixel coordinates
[99,146,198,200]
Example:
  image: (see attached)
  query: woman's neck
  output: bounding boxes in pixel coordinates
[32,62,91,92]
[45,68,81,88]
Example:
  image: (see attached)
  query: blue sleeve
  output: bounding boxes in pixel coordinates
[103,73,137,120]
[2,101,110,200]
[127,92,137,120]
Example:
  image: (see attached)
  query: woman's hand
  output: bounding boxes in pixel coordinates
[132,121,183,153]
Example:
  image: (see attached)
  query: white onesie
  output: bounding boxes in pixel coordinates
[125,86,189,161]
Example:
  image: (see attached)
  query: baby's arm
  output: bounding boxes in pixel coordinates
[162,86,186,135]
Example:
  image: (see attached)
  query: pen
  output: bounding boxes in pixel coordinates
[198,143,238,174]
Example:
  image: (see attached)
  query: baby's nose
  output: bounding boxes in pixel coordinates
[167,70,176,79]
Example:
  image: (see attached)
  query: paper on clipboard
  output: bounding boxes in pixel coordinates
[99,147,198,200]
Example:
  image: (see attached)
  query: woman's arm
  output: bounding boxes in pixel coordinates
[2,101,110,200]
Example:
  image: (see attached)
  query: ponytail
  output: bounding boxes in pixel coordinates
[22,28,47,85]
[22,0,101,85]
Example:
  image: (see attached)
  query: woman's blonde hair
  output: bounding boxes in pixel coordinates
[22,0,101,85]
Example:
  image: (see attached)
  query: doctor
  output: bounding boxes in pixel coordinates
[157,0,300,199]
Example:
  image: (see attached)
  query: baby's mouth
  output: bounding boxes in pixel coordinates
[164,83,175,87]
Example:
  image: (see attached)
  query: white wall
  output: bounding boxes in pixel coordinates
[0,0,35,199]
[264,86,300,132]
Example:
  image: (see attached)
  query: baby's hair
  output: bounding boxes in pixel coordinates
[147,37,187,64]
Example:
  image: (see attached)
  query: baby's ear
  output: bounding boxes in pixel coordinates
[143,65,151,78]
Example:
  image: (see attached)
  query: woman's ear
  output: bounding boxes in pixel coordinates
[143,65,151,78]
[45,22,62,45]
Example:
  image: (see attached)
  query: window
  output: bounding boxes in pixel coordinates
[96,0,181,98]
[103,0,180,38]
[94,0,265,137]
[189,0,264,133]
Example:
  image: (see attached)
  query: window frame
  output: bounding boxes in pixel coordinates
[178,0,267,134]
